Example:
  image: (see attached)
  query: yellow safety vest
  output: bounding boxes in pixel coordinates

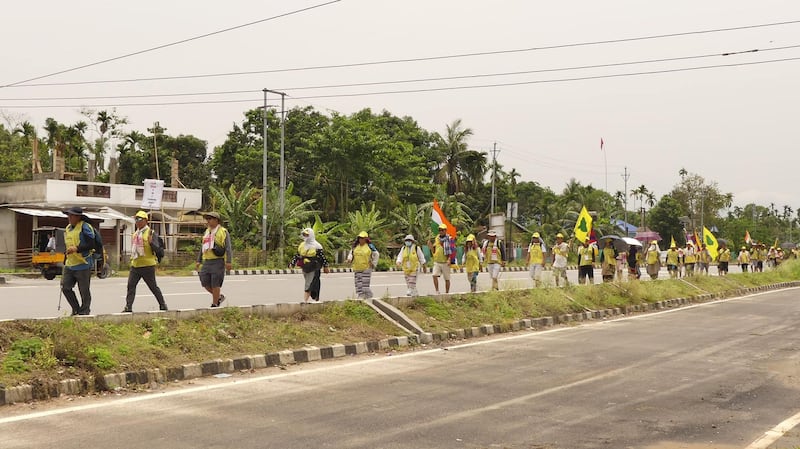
[352,244,373,271]
[201,227,229,261]
[602,247,616,267]
[578,246,594,266]
[64,221,91,268]
[131,227,158,268]
[433,238,448,263]
[399,245,420,274]
[646,248,659,264]
[685,248,696,263]
[718,249,731,262]
[465,247,480,272]
[528,243,544,264]
[666,250,679,265]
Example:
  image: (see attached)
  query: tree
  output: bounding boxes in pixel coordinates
[648,195,685,247]
[669,172,731,231]
[433,119,486,195]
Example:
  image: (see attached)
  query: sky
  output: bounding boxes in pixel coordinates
[2,0,800,212]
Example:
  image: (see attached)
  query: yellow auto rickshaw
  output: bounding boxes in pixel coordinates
[32,227,65,280]
[32,226,110,279]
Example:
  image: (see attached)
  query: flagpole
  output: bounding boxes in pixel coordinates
[601,138,607,192]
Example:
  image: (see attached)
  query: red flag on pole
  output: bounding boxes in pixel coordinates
[600,138,604,150]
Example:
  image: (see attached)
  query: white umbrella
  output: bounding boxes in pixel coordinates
[622,237,642,247]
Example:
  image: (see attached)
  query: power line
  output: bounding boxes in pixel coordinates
[3,55,800,108]
[0,0,341,89]
[6,44,797,102]
[6,19,800,89]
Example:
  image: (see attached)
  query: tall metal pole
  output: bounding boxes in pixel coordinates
[621,166,630,235]
[490,142,498,215]
[261,89,268,252]
[278,92,286,263]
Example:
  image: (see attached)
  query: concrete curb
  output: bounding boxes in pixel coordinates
[2,281,797,405]
[192,266,579,276]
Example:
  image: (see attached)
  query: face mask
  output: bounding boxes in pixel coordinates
[404,241,413,247]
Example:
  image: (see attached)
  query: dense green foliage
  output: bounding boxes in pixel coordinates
[2,106,799,262]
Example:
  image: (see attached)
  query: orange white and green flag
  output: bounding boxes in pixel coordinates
[744,230,752,245]
[430,199,456,239]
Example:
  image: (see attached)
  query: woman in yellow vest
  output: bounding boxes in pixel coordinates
[737,246,751,272]
[463,234,482,292]
[645,240,661,280]
[290,228,330,303]
[527,232,546,287]
[395,234,426,297]
[599,238,616,283]
[577,239,595,285]
[717,242,731,276]
[347,231,380,299]
[665,244,680,279]
[684,241,696,276]
[61,207,96,315]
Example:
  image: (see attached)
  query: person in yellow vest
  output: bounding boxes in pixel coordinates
[290,228,330,303]
[61,207,96,315]
[395,234,426,297]
[599,238,616,283]
[684,241,696,276]
[717,241,731,276]
[645,240,661,280]
[196,212,232,307]
[347,231,380,299]
[577,238,595,285]
[429,224,455,294]
[697,244,710,275]
[552,233,570,287]
[527,232,546,287]
[482,230,506,290]
[463,234,482,293]
[665,243,680,279]
[737,246,751,273]
[754,243,765,272]
[123,211,168,312]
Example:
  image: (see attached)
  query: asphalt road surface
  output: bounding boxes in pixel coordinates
[0,265,744,319]
[1,287,798,448]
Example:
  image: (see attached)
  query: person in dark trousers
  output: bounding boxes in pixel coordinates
[290,228,330,303]
[196,212,232,307]
[61,207,95,315]
[123,211,168,312]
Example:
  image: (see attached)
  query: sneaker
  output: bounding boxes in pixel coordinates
[122,307,132,313]
[159,306,168,311]
[210,303,219,308]
[218,294,226,304]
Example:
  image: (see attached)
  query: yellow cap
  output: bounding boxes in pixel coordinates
[556,233,564,238]
[651,240,658,245]
[135,210,148,219]
[358,231,369,238]
[466,234,475,242]
[438,223,448,230]
[532,232,540,238]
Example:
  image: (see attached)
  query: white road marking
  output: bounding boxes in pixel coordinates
[746,410,800,449]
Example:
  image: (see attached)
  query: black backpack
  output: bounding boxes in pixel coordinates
[86,224,104,271]
[150,230,165,263]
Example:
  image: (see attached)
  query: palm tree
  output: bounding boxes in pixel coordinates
[435,119,484,195]
[209,182,261,248]
[390,203,429,244]
[345,203,388,247]
[13,121,42,174]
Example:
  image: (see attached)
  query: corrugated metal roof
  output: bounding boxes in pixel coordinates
[8,207,133,222]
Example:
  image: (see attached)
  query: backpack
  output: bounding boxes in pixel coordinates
[147,229,165,263]
[85,223,104,271]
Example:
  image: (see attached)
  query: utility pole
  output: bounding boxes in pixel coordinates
[153,121,160,180]
[621,167,630,235]
[490,142,499,214]
[277,91,287,263]
[261,89,268,252]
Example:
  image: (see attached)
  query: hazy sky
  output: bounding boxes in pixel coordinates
[3,0,799,212]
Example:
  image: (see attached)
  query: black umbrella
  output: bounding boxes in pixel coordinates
[597,235,621,250]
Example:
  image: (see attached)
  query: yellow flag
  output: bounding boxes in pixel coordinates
[670,236,676,248]
[774,237,779,249]
[573,206,592,243]
[702,226,719,260]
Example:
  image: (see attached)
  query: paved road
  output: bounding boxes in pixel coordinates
[0,265,746,319]
[1,287,798,448]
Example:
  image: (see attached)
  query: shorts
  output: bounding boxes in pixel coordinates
[199,258,226,288]
[487,263,501,279]
[529,264,543,281]
[553,266,567,278]
[432,262,451,281]
[719,261,729,272]
[578,265,594,280]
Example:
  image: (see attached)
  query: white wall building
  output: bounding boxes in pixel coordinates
[0,179,203,269]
